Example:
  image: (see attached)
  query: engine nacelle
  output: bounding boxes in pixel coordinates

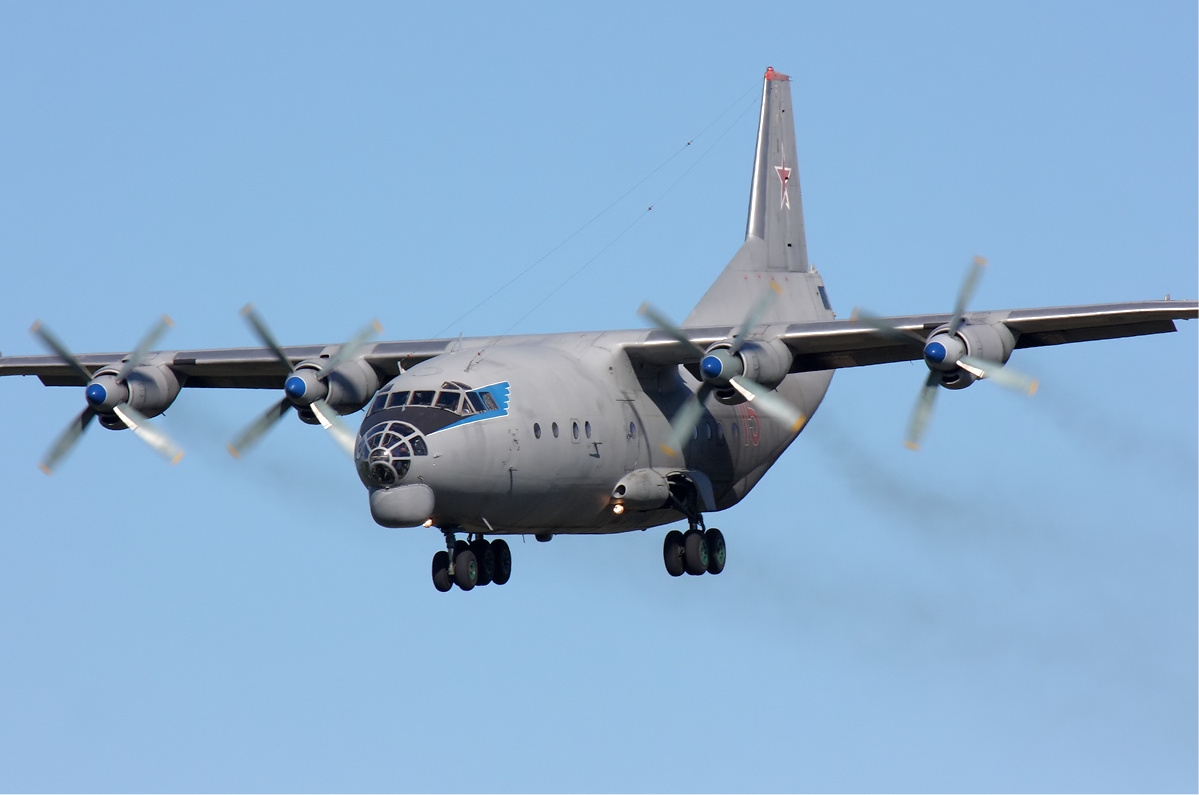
[88,364,182,418]
[735,338,792,389]
[325,357,383,414]
[702,337,792,404]
[925,322,1016,390]
[285,358,383,415]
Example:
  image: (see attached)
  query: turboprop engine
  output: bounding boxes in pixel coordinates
[853,256,1039,450]
[90,362,183,429]
[922,321,1016,390]
[703,337,793,403]
[30,316,186,473]
[227,306,383,457]
[639,283,806,455]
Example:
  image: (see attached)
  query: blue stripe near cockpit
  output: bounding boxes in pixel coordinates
[431,381,511,434]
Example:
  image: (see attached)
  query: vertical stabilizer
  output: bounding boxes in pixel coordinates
[746,67,809,272]
[685,67,828,327]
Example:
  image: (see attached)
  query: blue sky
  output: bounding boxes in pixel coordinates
[0,2,1195,792]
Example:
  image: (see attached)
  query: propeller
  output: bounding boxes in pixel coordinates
[852,256,1038,451]
[639,283,806,456]
[31,317,184,474]
[227,305,380,458]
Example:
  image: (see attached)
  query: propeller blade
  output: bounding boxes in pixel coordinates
[111,404,184,464]
[315,319,383,379]
[729,282,783,355]
[240,304,294,372]
[959,355,1039,396]
[849,309,928,347]
[904,370,942,451]
[661,384,711,456]
[38,407,97,475]
[114,315,174,383]
[728,376,807,432]
[310,399,356,457]
[228,397,293,458]
[30,321,93,383]
[948,255,987,335]
[637,303,707,358]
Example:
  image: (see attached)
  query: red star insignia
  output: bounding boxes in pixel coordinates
[775,155,791,210]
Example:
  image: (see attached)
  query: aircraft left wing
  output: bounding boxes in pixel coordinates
[628,299,1198,372]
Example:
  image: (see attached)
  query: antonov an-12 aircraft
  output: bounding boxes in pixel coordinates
[1,68,1195,592]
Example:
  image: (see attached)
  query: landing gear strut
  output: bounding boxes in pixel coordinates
[431,529,511,592]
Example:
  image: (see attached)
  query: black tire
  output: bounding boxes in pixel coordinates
[453,548,478,591]
[683,529,708,575]
[663,530,685,577]
[431,550,452,592]
[704,528,726,575]
[491,539,512,585]
[471,540,495,586]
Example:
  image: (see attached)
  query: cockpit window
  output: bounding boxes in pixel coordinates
[366,381,506,421]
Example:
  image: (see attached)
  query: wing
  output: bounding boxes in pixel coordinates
[0,339,456,388]
[1,300,1193,386]
[625,299,1199,370]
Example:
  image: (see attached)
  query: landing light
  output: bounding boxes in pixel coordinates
[422,518,434,527]
[612,504,625,515]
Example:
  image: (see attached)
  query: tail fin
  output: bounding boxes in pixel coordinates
[685,67,830,327]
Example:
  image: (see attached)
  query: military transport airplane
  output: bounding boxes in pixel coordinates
[1,67,1195,592]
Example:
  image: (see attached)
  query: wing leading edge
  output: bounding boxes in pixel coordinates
[0,300,1194,388]
[624,299,1198,371]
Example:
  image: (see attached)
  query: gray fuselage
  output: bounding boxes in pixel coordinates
[354,330,832,535]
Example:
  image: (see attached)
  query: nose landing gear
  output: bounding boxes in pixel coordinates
[431,529,511,592]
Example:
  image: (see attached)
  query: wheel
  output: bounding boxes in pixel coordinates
[683,529,708,575]
[431,550,452,592]
[453,548,478,591]
[491,538,512,585]
[704,528,726,575]
[471,539,495,586]
[663,530,685,577]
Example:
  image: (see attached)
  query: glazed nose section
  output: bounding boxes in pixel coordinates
[354,420,428,490]
[366,447,409,486]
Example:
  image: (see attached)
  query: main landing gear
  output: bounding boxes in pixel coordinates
[431,529,512,592]
[663,525,725,577]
